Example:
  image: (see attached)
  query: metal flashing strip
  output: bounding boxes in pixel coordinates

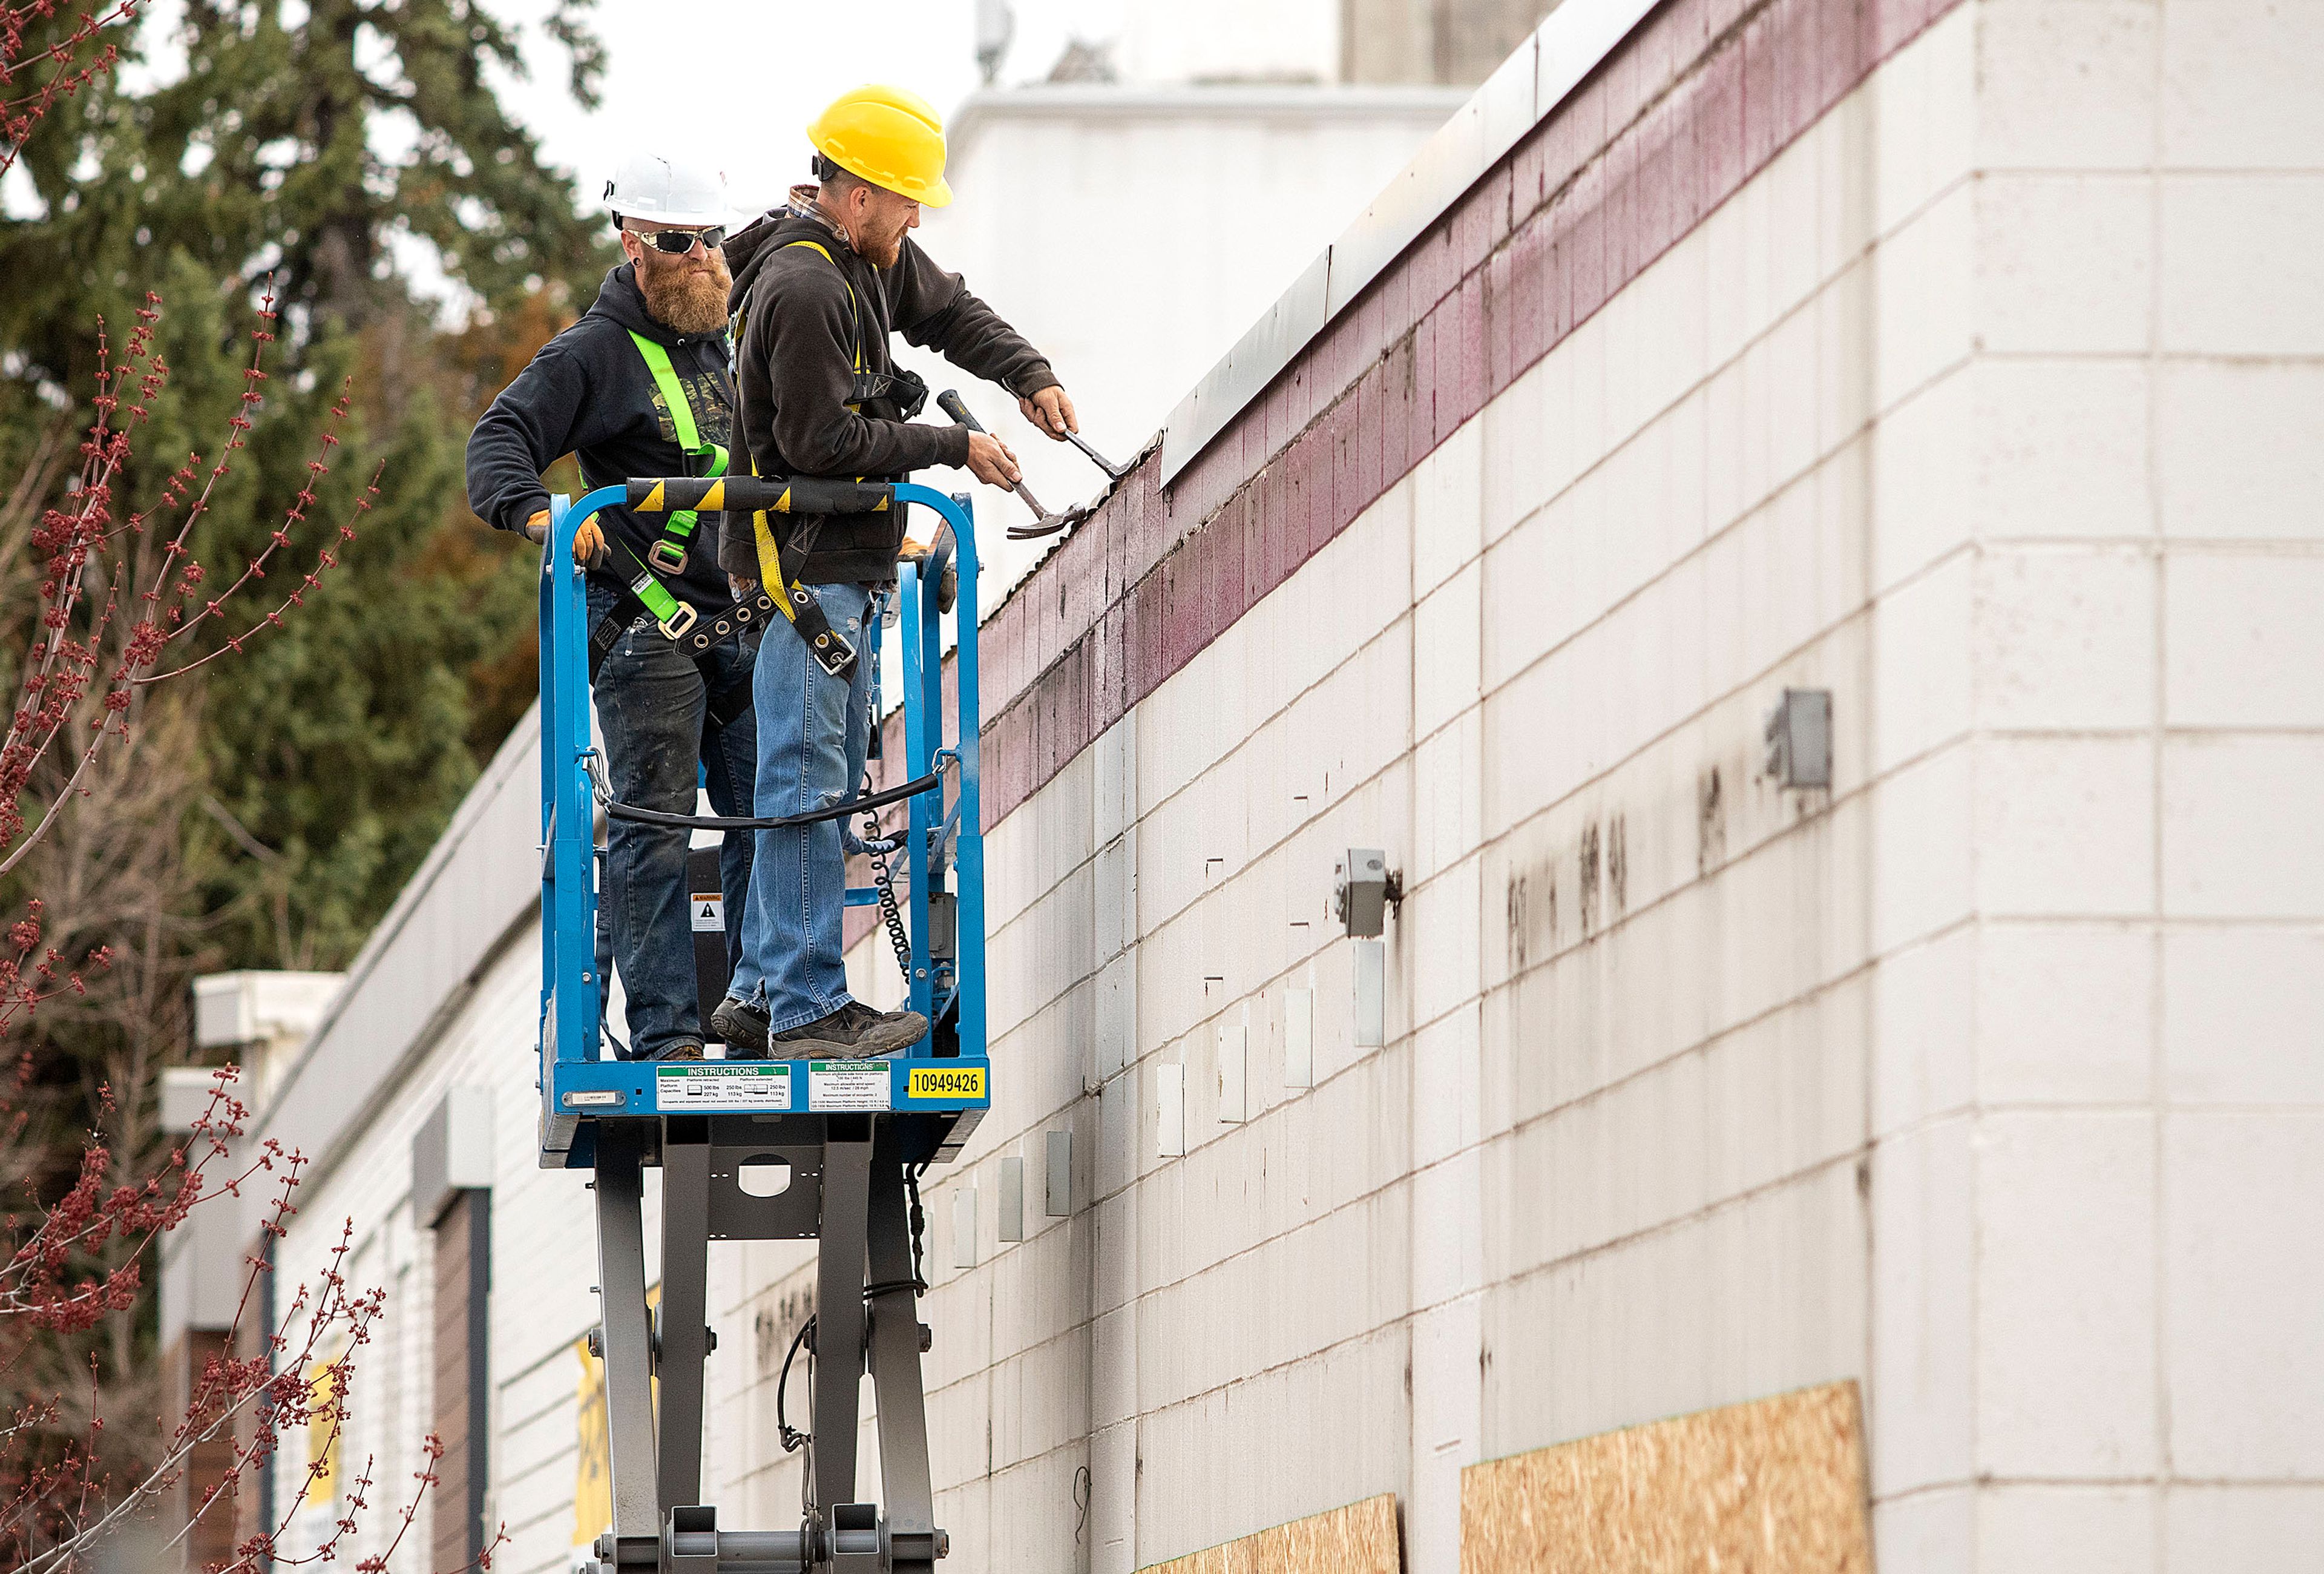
[947,82,1471,143]
[1159,0,1663,486]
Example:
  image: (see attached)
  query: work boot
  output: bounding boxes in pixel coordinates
[769,1001,930,1060]
[710,996,770,1056]
[655,1039,705,1062]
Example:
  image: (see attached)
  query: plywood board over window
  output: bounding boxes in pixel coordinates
[1460,1382,1871,1574]
[1143,1492,1400,1574]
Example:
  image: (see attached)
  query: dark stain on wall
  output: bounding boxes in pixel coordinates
[1506,870,1529,972]
[1698,765,1726,875]
[1578,822,1601,936]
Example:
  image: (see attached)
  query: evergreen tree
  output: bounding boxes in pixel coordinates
[0,2,616,1492]
[1,0,614,969]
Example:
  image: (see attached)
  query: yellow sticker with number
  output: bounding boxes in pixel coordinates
[907,1066,985,1101]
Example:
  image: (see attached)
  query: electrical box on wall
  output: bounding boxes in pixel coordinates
[1217,1019,1247,1124]
[1354,940,1385,1049]
[1284,987,1314,1090]
[1764,688,1833,789]
[411,1087,494,1226]
[1335,848,1394,937]
[1155,1064,1186,1158]
[953,1187,979,1269]
[998,1157,1025,1242]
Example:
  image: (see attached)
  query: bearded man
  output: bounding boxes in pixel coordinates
[465,151,757,1062]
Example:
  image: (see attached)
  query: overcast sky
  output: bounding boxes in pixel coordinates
[488,0,1129,220]
[0,3,1126,228]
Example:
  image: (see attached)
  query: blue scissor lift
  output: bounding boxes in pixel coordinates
[537,475,991,1574]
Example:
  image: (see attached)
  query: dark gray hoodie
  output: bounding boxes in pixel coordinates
[721,199,1057,585]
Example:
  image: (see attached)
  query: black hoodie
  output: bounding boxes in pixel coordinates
[464,262,735,613]
[721,205,1057,585]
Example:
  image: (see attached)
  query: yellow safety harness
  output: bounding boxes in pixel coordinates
[727,237,922,681]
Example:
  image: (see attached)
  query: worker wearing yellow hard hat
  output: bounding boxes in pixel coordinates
[704,85,1080,1059]
[806,83,956,208]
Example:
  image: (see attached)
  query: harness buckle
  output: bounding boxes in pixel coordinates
[657,602,699,640]
[812,631,856,679]
[646,539,690,576]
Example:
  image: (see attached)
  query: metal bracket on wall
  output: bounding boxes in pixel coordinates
[1764,688,1833,791]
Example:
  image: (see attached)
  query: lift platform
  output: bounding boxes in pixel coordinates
[536,474,988,1574]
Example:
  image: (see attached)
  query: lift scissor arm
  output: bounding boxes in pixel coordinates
[536,476,991,1574]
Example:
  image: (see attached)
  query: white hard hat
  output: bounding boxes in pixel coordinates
[603,151,728,228]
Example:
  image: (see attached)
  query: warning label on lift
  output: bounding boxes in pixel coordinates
[656,1064,792,1111]
[691,893,724,932]
[808,1061,891,1111]
[907,1066,985,1101]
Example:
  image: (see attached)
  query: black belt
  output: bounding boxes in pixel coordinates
[589,580,773,728]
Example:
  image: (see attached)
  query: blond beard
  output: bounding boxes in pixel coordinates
[638,251,732,336]
[816,196,906,269]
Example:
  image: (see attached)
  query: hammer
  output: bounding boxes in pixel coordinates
[938,390,1085,540]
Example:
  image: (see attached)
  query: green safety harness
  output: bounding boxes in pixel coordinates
[628,331,731,576]
[580,333,769,723]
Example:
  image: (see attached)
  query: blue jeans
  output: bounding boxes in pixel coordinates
[732,582,876,1032]
[588,582,760,1058]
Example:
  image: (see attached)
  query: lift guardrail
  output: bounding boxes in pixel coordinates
[533,476,990,1573]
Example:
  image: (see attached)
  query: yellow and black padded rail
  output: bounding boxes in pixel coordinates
[625,476,894,517]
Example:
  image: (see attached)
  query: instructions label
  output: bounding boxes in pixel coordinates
[655,1064,792,1111]
[809,1060,891,1111]
[906,1065,985,1102]
[691,893,724,932]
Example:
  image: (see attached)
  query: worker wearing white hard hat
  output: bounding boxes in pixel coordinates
[603,150,730,228]
[465,148,757,1063]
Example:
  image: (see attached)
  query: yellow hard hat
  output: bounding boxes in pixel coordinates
[807,84,953,208]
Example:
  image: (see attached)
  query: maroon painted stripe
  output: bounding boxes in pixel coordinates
[845,0,1959,941]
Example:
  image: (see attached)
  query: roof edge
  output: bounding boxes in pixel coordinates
[1158,0,1661,486]
[246,700,545,1139]
[948,82,1471,145]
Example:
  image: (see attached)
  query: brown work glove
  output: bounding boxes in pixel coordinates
[527,508,606,566]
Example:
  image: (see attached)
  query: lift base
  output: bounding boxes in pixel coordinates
[581,1116,944,1574]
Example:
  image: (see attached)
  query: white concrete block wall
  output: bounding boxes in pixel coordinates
[251,5,2319,1573]
[265,919,612,1574]
[1862,0,2324,1565]
[776,6,2319,1570]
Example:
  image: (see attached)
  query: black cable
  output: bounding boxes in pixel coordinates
[589,756,948,832]
[777,1266,924,1465]
[776,1312,815,1454]
[862,775,915,984]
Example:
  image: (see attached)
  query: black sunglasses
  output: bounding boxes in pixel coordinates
[631,225,726,255]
